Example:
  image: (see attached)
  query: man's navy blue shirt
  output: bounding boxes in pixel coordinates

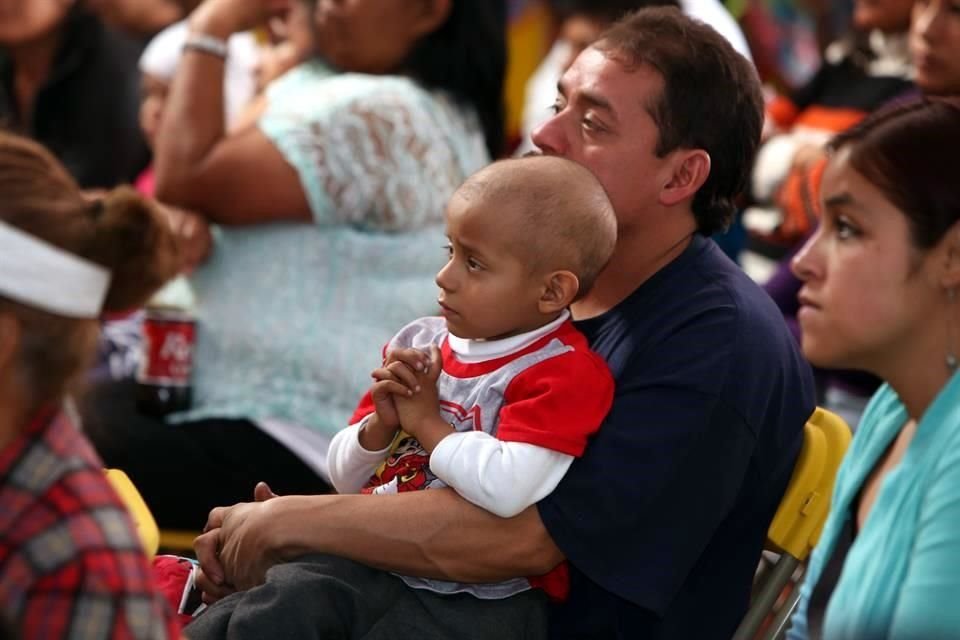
[539,234,816,639]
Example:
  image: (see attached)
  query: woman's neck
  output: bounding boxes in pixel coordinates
[8,26,65,124]
[885,366,952,423]
[875,324,954,420]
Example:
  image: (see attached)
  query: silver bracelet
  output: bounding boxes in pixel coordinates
[183,33,229,59]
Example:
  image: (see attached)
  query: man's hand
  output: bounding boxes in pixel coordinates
[393,346,452,452]
[194,482,281,602]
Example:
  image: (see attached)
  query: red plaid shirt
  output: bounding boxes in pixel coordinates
[0,407,179,639]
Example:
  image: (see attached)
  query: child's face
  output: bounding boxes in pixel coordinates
[139,73,169,151]
[436,195,551,340]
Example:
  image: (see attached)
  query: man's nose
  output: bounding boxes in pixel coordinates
[531,114,568,156]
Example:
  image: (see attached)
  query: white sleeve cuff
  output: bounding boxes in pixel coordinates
[430,431,573,518]
[326,418,392,494]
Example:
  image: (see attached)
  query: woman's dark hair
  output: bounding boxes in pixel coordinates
[404,0,507,158]
[829,97,960,250]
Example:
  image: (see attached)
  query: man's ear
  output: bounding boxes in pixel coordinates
[411,0,452,38]
[0,313,20,375]
[539,271,580,313]
[660,149,711,207]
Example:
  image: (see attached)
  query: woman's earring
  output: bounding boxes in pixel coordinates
[947,288,958,372]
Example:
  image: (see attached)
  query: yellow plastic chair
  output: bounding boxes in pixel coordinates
[104,468,160,559]
[732,407,852,640]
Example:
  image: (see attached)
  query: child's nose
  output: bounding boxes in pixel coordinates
[435,261,455,291]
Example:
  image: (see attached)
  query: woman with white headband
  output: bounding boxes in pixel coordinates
[0,132,181,639]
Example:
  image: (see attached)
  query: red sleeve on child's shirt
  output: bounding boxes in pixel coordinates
[496,349,614,457]
[349,390,376,426]
[348,341,391,424]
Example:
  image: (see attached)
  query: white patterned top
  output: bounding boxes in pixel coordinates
[168,61,490,443]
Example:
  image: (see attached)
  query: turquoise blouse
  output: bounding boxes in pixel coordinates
[788,370,960,639]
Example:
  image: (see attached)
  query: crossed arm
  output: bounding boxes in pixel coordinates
[195,486,564,599]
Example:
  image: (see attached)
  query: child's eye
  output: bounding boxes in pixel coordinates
[466,257,483,271]
[442,244,453,257]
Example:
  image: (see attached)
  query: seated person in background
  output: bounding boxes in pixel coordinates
[0,132,180,639]
[185,155,617,639]
[192,9,816,639]
[787,97,960,639]
[0,0,149,189]
[81,0,507,531]
[747,0,914,248]
[136,17,260,196]
[760,0,933,430]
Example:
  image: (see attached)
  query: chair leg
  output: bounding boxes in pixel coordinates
[732,555,800,640]
[762,578,803,640]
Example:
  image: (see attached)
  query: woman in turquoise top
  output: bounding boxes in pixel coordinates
[82,0,506,530]
[787,97,960,639]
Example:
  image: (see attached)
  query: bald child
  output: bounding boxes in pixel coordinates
[327,154,616,592]
[186,157,617,640]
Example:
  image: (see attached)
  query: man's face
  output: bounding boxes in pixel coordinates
[531,47,674,233]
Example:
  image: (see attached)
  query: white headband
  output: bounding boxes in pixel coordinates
[0,220,111,318]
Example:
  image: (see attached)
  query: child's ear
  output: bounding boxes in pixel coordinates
[539,271,579,313]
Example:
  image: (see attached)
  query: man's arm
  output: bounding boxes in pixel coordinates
[198,487,564,592]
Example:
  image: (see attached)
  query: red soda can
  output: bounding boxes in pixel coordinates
[135,306,195,416]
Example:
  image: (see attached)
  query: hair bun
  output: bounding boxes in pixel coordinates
[90,187,181,312]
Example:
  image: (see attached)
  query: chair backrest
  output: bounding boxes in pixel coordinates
[767,407,852,560]
[104,468,160,558]
[732,407,853,640]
